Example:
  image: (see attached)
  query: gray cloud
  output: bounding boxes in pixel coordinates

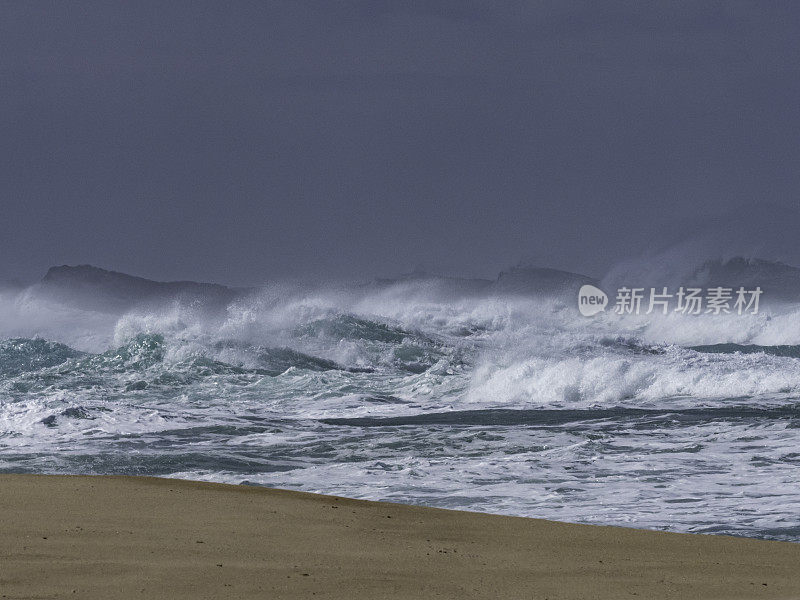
[1,1,799,285]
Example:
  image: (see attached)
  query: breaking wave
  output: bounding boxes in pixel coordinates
[3,260,800,541]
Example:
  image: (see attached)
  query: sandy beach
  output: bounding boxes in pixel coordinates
[0,475,797,599]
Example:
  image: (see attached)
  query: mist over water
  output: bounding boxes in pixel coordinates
[5,2,800,560]
[2,259,800,541]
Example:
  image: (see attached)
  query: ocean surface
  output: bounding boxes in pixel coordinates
[2,263,800,542]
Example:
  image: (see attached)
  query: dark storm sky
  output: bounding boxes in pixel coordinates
[2,2,800,285]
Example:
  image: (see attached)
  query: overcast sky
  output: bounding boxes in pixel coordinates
[2,1,799,285]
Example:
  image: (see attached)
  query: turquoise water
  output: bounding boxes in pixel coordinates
[2,277,800,541]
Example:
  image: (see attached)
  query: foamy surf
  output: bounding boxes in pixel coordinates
[2,262,800,541]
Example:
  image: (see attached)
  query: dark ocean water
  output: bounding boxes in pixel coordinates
[2,264,800,541]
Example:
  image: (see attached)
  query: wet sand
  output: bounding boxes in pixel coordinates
[1,474,799,599]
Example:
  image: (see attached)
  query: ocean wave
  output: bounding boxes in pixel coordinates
[4,262,800,541]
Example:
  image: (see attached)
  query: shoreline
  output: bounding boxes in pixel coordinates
[1,474,799,599]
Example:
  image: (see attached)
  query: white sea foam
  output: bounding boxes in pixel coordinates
[2,263,800,540]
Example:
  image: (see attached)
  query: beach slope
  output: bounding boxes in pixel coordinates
[1,474,798,599]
